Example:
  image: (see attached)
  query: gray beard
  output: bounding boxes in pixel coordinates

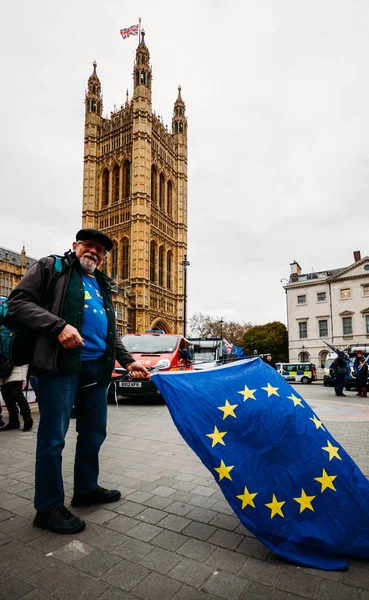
[79,256,97,274]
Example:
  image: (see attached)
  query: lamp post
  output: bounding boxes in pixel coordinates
[180,254,190,337]
[218,318,224,340]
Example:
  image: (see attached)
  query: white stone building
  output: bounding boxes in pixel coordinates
[284,251,369,368]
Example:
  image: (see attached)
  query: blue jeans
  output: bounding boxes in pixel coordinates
[35,360,108,512]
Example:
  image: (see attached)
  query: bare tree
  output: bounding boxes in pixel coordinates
[189,313,252,345]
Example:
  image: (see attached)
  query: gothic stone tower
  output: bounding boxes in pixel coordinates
[82,31,188,335]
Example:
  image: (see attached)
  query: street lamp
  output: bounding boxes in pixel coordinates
[180,254,190,337]
[218,318,224,339]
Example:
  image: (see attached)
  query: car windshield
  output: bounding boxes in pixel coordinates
[122,335,180,354]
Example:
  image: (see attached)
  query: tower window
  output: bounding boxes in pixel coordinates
[179,122,183,133]
[175,122,178,133]
[140,71,146,84]
[123,161,131,198]
[159,247,164,286]
[167,251,172,289]
[111,246,118,280]
[150,241,156,283]
[102,169,109,206]
[159,173,165,210]
[112,165,119,202]
[151,166,157,204]
[142,55,145,64]
[92,85,96,93]
[167,181,172,216]
[122,238,129,280]
[91,100,96,112]
[136,71,140,86]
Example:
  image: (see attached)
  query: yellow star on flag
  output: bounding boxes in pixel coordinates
[310,415,324,430]
[322,440,342,461]
[206,426,227,448]
[214,459,234,481]
[84,291,92,300]
[287,394,304,407]
[314,469,337,492]
[293,489,316,513]
[262,383,279,397]
[238,386,257,401]
[218,400,238,419]
[236,487,258,509]
[265,494,285,518]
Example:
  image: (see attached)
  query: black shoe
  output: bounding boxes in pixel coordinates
[71,485,121,507]
[340,393,347,397]
[0,419,5,427]
[0,422,20,431]
[33,506,86,534]
[23,419,33,432]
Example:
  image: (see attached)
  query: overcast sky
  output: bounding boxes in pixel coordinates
[1,0,369,326]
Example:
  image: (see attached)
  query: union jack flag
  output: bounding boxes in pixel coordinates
[223,338,234,355]
[120,24,139,39]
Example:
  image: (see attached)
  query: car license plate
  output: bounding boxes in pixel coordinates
[119,381,142,388]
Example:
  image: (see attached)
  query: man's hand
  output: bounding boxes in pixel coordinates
[126,361,150,379]
[57,325,84,349]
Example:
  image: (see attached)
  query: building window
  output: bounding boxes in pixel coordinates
[299,351,309,363]
[317,292,326,302]
[298,321,307,339]
[121,238,129,280]
[0,274,13,297]
[150,241,156,282]
[167,251,172,289]
[151,166,157,204]
[111,246,118,280]
[102,169,109,206]
[340,288,351,299]
[363,285,369,297]
[123,161,130,198]
[159,173,165,210]
[158,246,164,286]
[115,303,123,321]
[342,316,353,335]
[318,319,328,337]
[112,165,119,202]
[366,315,369,334]
[297,295,306,305]
[167,181,172,216]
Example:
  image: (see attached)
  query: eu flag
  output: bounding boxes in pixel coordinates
[152,358,369,570]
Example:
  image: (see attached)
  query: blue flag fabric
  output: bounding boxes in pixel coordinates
[152,358,369,570]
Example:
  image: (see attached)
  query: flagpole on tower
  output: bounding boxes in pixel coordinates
[138,17,142,44]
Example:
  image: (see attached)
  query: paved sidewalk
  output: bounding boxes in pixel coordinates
[0,398,369,600]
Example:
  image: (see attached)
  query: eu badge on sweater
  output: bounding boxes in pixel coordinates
[152,358,369,570]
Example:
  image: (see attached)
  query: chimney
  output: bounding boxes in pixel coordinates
[290,261,302,276]
[353,250,361,262]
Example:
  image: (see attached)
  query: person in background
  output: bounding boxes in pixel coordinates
[356,356,368,398]
[263,354,277,370]
[331,355,350,397]
[7,228,149,535]
[0,365,33,431]
[354,351,364,396]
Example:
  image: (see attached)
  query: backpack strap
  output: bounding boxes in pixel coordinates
[43,255,64,309]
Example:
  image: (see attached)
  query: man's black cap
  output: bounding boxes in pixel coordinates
[76,229,114,252]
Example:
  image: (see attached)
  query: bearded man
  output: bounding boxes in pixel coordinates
[7,229,149,534]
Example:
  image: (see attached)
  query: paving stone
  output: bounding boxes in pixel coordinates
[105,514,138,534]
[165,501,193,516]
[88,529,129,551]
[0,573,34,599]
[125,490,155,503]
[73,547,122,576]
[157,514,191,532]
[132,571,182,600]
[315,578,360,600]
[137,507,168,524]
[208,514,239,531]
[0,515,29,533]
[0,540,51,578]
[177,538,216,562]
[151,486,176,497]
[53,572,110,600]
[238,557,281,586]
[202,569,248,600]
[151,529,189,551]
[236,535,271,559]
[84,507,117,525]
[207,529,243,551]
[172,586,220,600]
[240,581,287,600]
[181,521,217,541]
[168,557,214,588]
[27,530,68,553]
[189,496,219,510]
[0,532,11,546]
[191,486,216,498]
[8,524,46,544]
[50,539,95,564]
[23,590,52,600]
[139,546,182,574]
[125,521,163,542]
[205,547,247,575]
[0,508,13,522]
[101,558,150,591]
[275,569,319,599]
[99,588,139,600]
[114,501,146,517]
[143,496,173,510]
[170,491,196,503]
[113,538,153,562]
[233,523,256,538]
[342,566,369,590]
[186,507,217,524]
[26,561,80,593]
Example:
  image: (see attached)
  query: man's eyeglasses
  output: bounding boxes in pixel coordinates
[77,241,107,257]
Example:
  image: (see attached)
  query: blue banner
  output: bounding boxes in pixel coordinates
[152,358,369,570]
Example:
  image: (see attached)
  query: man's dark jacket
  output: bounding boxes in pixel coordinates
[6,252,134,384]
